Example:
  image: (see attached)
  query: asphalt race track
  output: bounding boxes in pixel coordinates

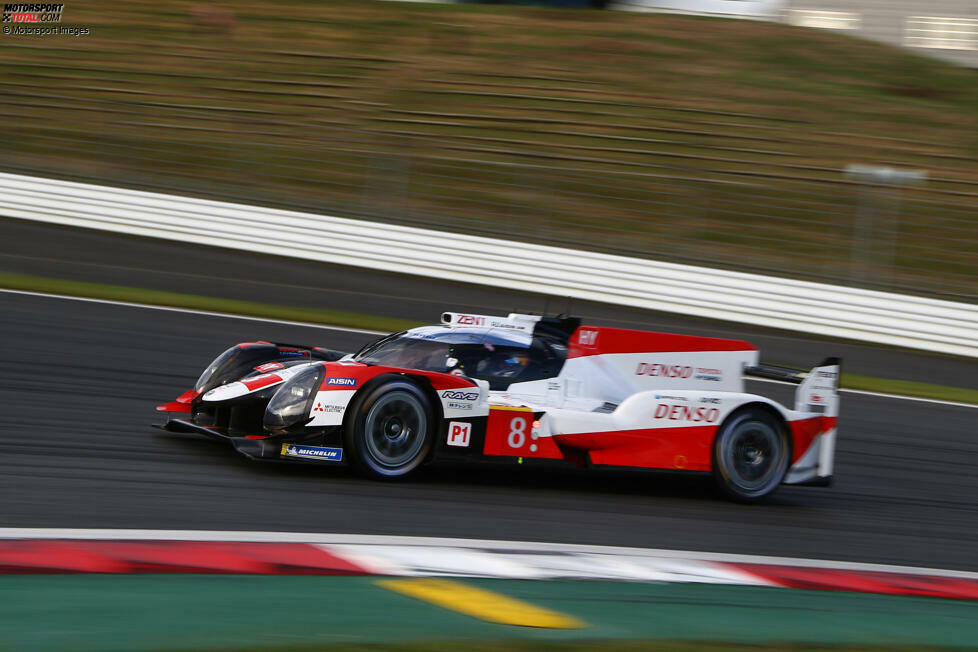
[2,291,977,572]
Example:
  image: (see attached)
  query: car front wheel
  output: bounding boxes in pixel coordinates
[345,378,433,479]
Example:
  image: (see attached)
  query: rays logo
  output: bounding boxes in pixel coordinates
[442,390,478,401]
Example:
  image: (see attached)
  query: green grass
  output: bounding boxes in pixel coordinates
[1,271,974,406]
[0,0,975,299]
[10,576,978,651]
[842,373,978,404]
[0,272,419,334]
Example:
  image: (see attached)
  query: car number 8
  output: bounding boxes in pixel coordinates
[507,417,527,449]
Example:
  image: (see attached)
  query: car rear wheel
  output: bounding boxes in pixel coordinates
[713,408,790,502]
[344,378,433,479]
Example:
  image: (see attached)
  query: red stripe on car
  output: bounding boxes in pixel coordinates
[240,374,283,391]
[569,326,756,358]
[789,416,836,463]
[555,425,718,470]
[156,401,192,413]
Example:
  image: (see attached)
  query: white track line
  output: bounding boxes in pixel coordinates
[746,376,978,410]
[0,288,386,335]
[1,528,977,580]
[3,287,974,409]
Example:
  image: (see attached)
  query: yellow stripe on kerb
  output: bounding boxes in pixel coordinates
[376,578,586,629]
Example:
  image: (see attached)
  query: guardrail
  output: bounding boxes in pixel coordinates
[2,172,976,358]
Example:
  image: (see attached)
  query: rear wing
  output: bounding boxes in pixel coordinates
[744,364,807,384]
[745,357,841,417]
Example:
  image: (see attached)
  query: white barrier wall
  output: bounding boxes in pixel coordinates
[611,0,785,18]
[612,0,978,68]
[2,172,976,357]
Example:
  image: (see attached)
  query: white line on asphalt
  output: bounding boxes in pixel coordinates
[3,287,974,409]
[1,528,977,580]
[0,288,387,335]
[745,376,978,409]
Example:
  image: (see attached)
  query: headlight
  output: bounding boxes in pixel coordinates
[263,365,324,433]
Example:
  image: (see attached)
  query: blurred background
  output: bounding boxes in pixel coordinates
[1,0,975,301]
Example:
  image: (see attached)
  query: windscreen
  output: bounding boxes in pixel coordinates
[356,336,460,373]
[354,327,565,389]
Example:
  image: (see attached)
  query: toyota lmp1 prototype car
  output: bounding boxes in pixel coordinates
[156,312,840,501]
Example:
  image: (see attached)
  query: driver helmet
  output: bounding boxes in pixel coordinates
[479,351,529,378]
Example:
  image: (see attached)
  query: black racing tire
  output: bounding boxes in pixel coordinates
[343,377,433,479]
[712,407,790,502]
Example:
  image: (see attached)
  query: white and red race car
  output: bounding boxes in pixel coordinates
[157,312,839,501]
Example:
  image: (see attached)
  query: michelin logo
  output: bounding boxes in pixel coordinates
[281,443,343,461]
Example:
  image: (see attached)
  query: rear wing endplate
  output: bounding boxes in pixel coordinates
[748,358,841,484]
[746,357,841,417]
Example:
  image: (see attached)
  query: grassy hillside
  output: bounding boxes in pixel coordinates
[0,1,975,298]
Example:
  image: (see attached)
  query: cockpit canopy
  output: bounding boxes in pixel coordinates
[354,326,568,390]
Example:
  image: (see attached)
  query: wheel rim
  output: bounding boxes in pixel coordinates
[720,418,784,492]
[363,391,427,468]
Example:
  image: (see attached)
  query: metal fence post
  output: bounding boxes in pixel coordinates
[845,164,927,289]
